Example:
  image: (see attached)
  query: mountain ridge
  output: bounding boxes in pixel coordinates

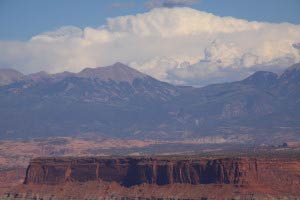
[0,62,299,143]
[0,68,24,86]
[1,62,300,88]
[0,62,149,86]
[78,62,148,83]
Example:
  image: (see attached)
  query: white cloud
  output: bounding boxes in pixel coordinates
[0,7,299,86]
[106,8,263,37]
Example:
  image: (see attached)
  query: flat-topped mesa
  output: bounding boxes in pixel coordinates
[24,156,300,187]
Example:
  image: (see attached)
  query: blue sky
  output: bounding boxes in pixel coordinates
[0,0,300,40]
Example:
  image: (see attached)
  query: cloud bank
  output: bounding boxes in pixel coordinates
[0,7,299,86]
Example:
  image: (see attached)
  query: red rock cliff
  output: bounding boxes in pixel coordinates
[24,157,300,187]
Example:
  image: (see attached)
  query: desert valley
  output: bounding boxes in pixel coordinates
[0,1,300,199]
[0,63,300,199]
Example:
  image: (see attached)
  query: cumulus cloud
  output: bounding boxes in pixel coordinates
[0,7,299,86]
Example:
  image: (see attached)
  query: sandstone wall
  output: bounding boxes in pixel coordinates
[24,157,300,187]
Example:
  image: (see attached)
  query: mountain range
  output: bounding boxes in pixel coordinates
[0,62,299,143]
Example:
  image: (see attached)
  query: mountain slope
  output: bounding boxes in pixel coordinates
[0,63,299,143]
[1,63,178,102]
[168,65,300,141]
[78,62,147,82]
[0,68,24,86]
[0,63,179,139]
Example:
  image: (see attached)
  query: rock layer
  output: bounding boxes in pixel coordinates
[24,156,300,187]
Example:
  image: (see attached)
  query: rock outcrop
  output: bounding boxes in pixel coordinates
[24,156,300,187]
[1,156,299,199]
[0,168,26,189]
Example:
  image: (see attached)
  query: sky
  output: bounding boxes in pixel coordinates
[0,0,300,86]
[1,0,300,41]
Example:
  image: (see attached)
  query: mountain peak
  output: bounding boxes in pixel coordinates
[284,63,300,71]
[111,62,129,68]
[26,71,50,81]
[279,63,300,83]
[241,71,278,88]
[0,68,24,86]
[0,68,22,74]
[78,62,147,82]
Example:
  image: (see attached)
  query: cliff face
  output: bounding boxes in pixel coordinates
[2,156,299,200]
[0,168,26,192]
[23,156,300,187]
